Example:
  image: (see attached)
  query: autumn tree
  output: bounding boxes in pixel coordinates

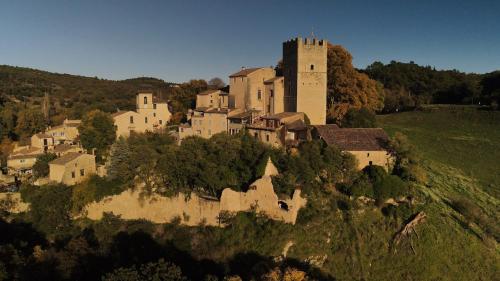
[327,44,384,121]
[78,110,116,162]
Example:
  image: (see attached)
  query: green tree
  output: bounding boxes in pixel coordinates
[32,153,57,178]
[389,132,427,183]
[341,107,377,128]
[78,110,116,162]
[102,259,187,281]
[15,108,46,141]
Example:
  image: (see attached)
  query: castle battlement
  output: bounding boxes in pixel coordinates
[284,37,327,47]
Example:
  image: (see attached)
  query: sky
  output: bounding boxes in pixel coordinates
[0,0,499,83]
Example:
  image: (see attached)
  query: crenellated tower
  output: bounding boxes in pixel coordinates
[283,37,327,125]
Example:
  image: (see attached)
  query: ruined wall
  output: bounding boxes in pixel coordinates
[84,159,307,226]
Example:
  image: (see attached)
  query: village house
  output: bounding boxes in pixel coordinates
[45,119,81,145]
[312,125,394,170]
[31,133,55,152]
[246,112,308,147]
[48,152,96,185]
[113,91,172,138]
[6,146,43,175]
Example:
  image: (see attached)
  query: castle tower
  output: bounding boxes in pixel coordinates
[283,37,327,125]
[136,91,154,113]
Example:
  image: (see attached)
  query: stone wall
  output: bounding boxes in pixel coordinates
[84,158,307,226]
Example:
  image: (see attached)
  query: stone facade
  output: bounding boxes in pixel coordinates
[283,37,327,125]
[229,68,276,111]
[113,92,172,139]
[49,152,96,185]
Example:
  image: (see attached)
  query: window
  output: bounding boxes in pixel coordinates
[144,96,148,104]
[270,89,274,98]
[159,120,162,125]
[145,117,148,124]
[254,132,258,138]
[210,100,213,104]
[130,116,134,124]
[71,171,75,178]
[153,113,156,117]
[367,153,370,157]
[369,161,373,166]
[266,135,270,142]
[310,64,314,70]
[153,103,156,109]
[257,90,262,100]
[20,159,25,163]
[80,169,85,176]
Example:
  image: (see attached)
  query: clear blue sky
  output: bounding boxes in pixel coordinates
[1,0,498,83]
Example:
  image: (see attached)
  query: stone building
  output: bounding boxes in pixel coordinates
[283,37,328,125]
[113,91,172,138]
[312,125,394,170]
[179,36,328,146]
[48,152,96,185]
[246,112,308,147]
[229,67,276,111]
[45,119,81,145]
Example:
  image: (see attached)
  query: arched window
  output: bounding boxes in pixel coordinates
[144,96,148,104]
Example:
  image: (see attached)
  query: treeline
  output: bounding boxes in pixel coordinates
[363,61,500,112]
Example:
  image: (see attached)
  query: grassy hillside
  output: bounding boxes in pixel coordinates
[377,106,500,199]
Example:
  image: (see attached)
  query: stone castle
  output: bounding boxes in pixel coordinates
[179,37,328,147]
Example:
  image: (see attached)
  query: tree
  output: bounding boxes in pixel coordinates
[327,44,384,121]
[32,153,57,178]
[107,138,134,183]
[102,259,187,281]
[340,107,376,128]
[208,77,226,89]
[15,108,46,141]
[389,132,427,183]
[78,110,116,162]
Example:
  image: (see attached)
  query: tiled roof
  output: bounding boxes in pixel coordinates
[49,152,89,165]
[205,108,229,114]
[8,153,41,160]
[313,125,389,151]
[286,119,307,131]
[53,144,76,153]
[229,68,262,77]
[262,112,303,121]
[112,111,137,118]
[197,89,219,96]
[264,76,284,84]
[35,133,52,139]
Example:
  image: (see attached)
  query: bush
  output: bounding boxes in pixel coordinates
[362,165,387,183]
[341,107,377,128]
[373,175,408,202]
[72,176,126,213]
[20,184,73,236]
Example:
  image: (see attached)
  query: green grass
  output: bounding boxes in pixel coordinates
[377,107,500,199]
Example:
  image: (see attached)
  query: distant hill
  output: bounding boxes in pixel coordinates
[0,65,177,116]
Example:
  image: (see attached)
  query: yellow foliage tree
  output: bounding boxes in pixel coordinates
[327,44,384,120]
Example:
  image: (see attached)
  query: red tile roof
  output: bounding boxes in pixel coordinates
[313,125,389,151]
[229,68,262,77]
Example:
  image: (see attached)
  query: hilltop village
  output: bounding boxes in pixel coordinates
[2,37,392,189]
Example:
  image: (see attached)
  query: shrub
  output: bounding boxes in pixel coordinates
[341,107,377,128]
[362,165,387,183]
[373,175,408,202]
